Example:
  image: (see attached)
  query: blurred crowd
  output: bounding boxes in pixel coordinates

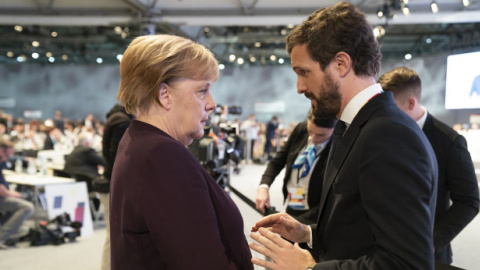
[0,110,103,154]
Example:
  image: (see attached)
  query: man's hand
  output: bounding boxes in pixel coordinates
[255,187,270,214]
[251,212,310,243]
[249,227,316,270]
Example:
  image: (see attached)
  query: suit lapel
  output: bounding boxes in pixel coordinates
[316,92,395,222]
[317,124,360,214]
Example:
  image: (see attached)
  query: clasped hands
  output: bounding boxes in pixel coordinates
[249,212,316,270]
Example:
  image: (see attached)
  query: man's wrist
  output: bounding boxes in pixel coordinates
[257,184,269,190]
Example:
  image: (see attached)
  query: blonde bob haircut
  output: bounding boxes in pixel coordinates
[117,34,219,115]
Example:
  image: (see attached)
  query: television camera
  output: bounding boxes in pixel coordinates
[214,104,243,115]
[188,123,245,188]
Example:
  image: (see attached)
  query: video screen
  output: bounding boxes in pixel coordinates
[445,51,480,109]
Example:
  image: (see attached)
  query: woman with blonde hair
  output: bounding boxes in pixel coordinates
[110,34,253,269]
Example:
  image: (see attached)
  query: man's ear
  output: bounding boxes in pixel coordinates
[158,83,172,109]
[407,97,416,111]
[334,52,352,78]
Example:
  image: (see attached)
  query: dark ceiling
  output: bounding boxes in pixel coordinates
[0,0,480,66]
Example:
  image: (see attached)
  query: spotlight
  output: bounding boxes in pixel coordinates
[32,41,40,47]
[229,54,236,62]
[14,25,23,32]
[32,52,39,59]
[270,55,277,61]
[278,58,284,64]
[426,37,432,44]
[430,1,439,13]
[286,24,295,29]
[373,26,386,38]
[377,9,384,18]
[462,0,469,7]
[402,6,410,16]
[219,64,225,70]
[51,31,58,37]
[249,56,256,62]
[6,51,14,57]
[62,54,68,61]
[254,42,261,48]
[204,27,211,38]
[116,54,123,61]
[237,58,244,65]
[96,58,103,64]
[48,57,55,63]
[46,52,53,58]
[404,53,412,60]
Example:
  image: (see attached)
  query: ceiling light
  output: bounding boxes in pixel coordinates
[46,52,53,58]
[462,0,469,6]
[229,54,236,62]
[48,57,55,63]
[278,58,285,64]
[17,56,25,62]
[204,27,211,38]
[32,41,40,47]
[96,58,103,64]
[404,53,412,60]
[116,54,123,61]
[280,29,288,35]
[14,25,23,32]
[426,37,432,44]
[270,55,277,61]
[254,42,261,48]
[286,24,295,29]
[249,56,256,62]
[51,31,58,37]
[403,0,409,4]
[6,51,14,57]
[62,55,68,61]
[377,9,384,18]
[219,64,225,70]
[402,6,410,16]
[32,53,39,59]
[430,1,439,14]
[373,26,385,38]
[114,26,122,34]
[237,58,244,65]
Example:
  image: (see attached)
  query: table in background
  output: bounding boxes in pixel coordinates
[4,170,93,237]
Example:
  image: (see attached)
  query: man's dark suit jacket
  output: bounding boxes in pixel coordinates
[260,121,331,224]
[423,113,479,264]
[64,145,106,191]
[110,120,253,269]
[311,92,438,270]
[43,135,54,150]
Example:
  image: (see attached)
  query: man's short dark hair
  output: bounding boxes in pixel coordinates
[378,67,422,101]
[286,1,381,77]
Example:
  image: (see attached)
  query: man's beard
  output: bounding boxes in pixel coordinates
[309,71,341,119]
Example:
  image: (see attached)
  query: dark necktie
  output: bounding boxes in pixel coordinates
[326,120,346,169]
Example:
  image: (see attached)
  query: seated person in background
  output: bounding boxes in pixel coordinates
[256,108,335,224]
[379,67,480,265]
[43,127,63,150]
[64,132,106,192]
[0,138,34,249]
